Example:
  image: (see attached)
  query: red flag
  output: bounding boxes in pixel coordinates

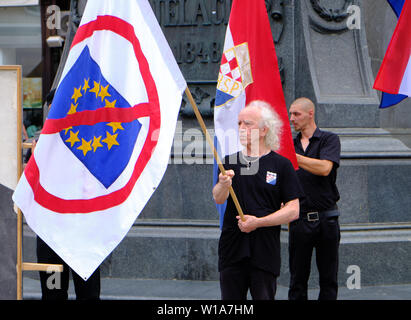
[373,0,411,108]
[215,0,297,169]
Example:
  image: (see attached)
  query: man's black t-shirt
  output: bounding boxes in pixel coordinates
[218,151,304,276]
[293,128,341,213]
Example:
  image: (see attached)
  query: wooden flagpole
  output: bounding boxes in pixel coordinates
[16,142,64,300]
[15,65,23,300]
[16,207,23,300]
[184,87,244,221]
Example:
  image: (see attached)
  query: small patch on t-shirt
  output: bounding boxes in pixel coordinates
[266,171,277,185]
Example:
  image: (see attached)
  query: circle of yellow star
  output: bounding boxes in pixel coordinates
[107,122,124,133]
[83,78,90,94]
[65,130,80,147]
[104,99,117,108]
[89,81,100,98]
[92,136,103,152]
[67,103,78,115]
[77,138,92,156]
[99,84,111,102]
[64,127,73,135]
[71,86,83,103]
[102,131,120,150]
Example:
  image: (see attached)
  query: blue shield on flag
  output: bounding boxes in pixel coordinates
[49,46,141,188]
[49,46,142,188]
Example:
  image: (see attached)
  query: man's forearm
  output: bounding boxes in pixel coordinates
[258,199,299,227]
[238,199,299,233]
[212,182,229,204]
[297,154,332,176]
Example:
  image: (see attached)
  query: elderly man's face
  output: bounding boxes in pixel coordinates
[238,107,264,148]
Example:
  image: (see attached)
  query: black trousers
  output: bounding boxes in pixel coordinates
[220,259,277,300]
[36,236,100,300]
[288,215,340,300]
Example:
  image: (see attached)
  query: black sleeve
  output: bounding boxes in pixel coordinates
[319,133,341,167]
[279,159,305,204]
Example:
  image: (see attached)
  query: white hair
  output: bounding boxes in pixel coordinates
[246,100,282,151]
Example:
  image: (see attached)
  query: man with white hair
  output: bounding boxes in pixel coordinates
[213,100,303,300]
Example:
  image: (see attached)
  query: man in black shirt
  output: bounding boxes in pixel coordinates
[213,100,303,300]
[288,97,341,300]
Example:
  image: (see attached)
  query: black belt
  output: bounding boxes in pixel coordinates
[300,208,339,222]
